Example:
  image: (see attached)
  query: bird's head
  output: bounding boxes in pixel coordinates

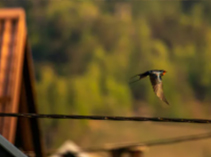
[162,70,167,76]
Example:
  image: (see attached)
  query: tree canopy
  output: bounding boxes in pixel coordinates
[2,0,211,151]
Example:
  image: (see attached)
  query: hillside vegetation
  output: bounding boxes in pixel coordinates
[2,1,211,152]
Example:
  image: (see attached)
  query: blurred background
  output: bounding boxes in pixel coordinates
[2,0,211,156]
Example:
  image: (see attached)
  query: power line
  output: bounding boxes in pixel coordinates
[42,132,211,156]
[84,131,211,152]
[1,113,211,124]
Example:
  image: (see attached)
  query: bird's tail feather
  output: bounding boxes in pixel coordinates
[130,74,140,79]
[129,79,140,84]
[129,72,149,84]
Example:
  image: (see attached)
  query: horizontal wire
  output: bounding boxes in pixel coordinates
[84,131,211,152]
[24,132,211,156]
[0,113,211,124]
[9,113,211,155]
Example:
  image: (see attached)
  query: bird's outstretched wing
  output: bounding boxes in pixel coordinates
[149,75,169,105]
[129,71,149,84]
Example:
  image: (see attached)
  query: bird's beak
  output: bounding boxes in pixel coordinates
[163,71,167,75]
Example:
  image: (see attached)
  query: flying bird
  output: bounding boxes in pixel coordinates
[130,70,169,105]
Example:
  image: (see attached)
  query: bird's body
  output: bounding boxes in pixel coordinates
[130,70,169,105]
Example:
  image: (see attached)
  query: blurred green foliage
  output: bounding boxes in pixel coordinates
[2,0,211,150]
